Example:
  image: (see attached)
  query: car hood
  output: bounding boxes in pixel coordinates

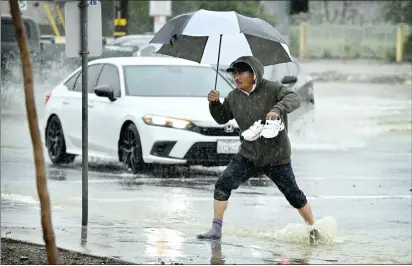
[132,97,238,128]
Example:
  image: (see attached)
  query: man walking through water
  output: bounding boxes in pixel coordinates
[197,56,320,243]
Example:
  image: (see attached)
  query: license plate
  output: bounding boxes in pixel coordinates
[217,140,240,154]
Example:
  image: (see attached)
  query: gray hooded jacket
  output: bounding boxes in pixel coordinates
[209,56,301,167]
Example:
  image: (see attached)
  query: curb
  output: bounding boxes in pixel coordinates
[1,237,135,265]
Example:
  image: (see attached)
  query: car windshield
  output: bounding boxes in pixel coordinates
[123,65,234,97]
[218,69,236,87]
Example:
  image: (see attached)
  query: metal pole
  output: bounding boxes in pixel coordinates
[213,34,223,91]
[78,0,89,227]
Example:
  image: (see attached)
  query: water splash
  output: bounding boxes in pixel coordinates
[271,217,340,245]
[1,58,76,117]
[1,193,37,205]
[1,193,62,210]
[223,216,341,245]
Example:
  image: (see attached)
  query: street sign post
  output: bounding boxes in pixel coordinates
[65,0,102,58]
[64,0,102,227]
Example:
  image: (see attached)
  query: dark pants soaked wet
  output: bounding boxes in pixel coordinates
[197,154,316,241]
[214,154,308,208]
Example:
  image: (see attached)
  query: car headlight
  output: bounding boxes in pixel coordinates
[142,115,192,129]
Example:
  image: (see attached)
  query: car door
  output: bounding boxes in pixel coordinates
[88,64,123,158]
[57,70,80,152]
[64,64,103,151]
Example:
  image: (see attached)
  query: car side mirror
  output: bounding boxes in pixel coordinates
[281,75,297,85]
[94,85,116,101]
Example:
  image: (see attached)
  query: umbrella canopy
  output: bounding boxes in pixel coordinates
[150,9,292,67]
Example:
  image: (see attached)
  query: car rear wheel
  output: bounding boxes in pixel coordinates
[45,116,76,164]
[119,123,145,174]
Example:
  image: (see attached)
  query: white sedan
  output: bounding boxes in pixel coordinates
[44,57,240,173]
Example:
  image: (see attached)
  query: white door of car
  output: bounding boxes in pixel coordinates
[58,70,81,152]
[62,64,103,153]
[88,64,123,159]
[80,64,104,156]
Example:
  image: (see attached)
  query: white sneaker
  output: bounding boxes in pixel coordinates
[260,118,285,139]
[242,120,265,141]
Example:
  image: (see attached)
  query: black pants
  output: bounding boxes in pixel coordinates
[214,154,308,209]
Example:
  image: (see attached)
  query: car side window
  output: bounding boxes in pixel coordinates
[87,64,103,93]
[96,64,121,97]
[65,71,80,90]
[72,64,103,93]
[72,70,83,92]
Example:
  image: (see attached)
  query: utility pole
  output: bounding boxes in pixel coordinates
[113,0,128,38]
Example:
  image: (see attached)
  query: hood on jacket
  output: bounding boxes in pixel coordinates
[226,56,265,86]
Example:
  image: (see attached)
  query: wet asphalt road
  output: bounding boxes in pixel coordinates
[1,63,412,264]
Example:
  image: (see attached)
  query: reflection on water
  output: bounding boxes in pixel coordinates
[210,241,225,265]
[80,226,87,246]
[209,239,335,265]
[144,228,184,261]
[48,169,67,181]
[264,246,319,265]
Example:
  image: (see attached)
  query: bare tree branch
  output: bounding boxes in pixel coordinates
[8,0,60,264]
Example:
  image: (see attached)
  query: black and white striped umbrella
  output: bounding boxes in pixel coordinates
[149,9,292,68]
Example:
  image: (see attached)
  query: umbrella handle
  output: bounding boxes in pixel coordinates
[214,34,223,91]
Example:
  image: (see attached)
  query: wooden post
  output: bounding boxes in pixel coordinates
[395,23,405,63]
[8,0,60,264]
[299,22,308,59]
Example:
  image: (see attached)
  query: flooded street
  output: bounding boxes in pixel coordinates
[1,70,411,263]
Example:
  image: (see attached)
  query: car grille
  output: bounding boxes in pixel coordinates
[184,142,234,166]
[189,125,240,137]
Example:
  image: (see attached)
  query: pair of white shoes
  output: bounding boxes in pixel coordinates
[242,118,285,141]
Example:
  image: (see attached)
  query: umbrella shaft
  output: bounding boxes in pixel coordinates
[214,34,223,91]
